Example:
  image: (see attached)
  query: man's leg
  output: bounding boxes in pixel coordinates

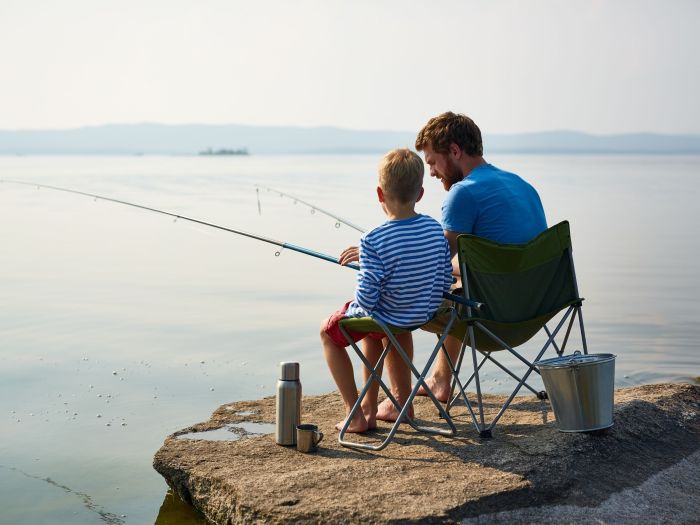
[417,334,461,402]
[376,332,416,422]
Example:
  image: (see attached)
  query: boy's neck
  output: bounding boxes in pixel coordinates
[383,202,418,221]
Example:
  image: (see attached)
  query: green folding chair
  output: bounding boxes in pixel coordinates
[424,221,587,438]
[336,296,479,452]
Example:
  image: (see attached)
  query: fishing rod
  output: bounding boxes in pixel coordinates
[0,179,360,271]
[255,185,366,233]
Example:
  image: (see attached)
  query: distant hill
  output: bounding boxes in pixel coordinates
[1,123,699,155]
[488,130,700,154]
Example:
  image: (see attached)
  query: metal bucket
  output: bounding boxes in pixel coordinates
[535,351,616,432]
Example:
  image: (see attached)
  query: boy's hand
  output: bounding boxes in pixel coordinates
[338,246,359,266]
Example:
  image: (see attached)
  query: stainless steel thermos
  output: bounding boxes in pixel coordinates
[276,362,301,445]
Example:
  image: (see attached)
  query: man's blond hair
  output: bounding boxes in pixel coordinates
[378,148,424,204]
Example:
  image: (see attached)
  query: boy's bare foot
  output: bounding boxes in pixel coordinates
[336,411,369,433]
[416,376,451,402]
[361,406,377,429]
[376,397,415,422]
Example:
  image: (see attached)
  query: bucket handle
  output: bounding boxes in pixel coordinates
[567,350,582,366]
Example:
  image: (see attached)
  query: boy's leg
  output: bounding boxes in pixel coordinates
[376,332,416,422]
[320,319,368,433]
[359,337,383,430]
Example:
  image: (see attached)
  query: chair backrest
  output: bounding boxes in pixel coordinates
[457,221,580,324]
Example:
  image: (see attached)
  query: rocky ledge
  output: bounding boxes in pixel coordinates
[153,383,700,524]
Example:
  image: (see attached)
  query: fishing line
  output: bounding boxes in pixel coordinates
[255,185,366,233]
[1,179,360,271]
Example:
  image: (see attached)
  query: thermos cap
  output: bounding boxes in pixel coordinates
[279,362,299,381]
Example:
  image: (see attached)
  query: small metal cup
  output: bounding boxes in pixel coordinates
[296,424,323,453]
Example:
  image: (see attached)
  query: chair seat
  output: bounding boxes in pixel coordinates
[338,317,409,334]
[421,301,581,352]
[339,306,454,334]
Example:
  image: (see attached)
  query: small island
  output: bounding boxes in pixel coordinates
[198,147,249,156]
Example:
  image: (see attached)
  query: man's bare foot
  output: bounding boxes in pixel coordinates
[376,397,414,422]
[416,376,451,403]
[336,411,368,433]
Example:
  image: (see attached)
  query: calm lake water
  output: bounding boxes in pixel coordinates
[1,154,699,524]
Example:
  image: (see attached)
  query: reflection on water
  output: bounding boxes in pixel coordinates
[1,154,698,523]
[177,422,276,441]
[0,465,127,525]
[154,490,207,525]
[226,408,257,416]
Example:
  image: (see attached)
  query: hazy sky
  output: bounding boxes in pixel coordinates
[1,0,698,134]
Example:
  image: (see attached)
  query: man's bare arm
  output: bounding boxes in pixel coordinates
[444,230,462,276]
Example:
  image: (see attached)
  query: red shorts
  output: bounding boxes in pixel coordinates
[323,301,385,348]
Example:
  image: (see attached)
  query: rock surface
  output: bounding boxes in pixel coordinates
[153,384,700,524]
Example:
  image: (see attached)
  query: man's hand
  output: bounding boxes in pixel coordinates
[451,253,461,277]
[444,230,460,257]
[338,245,359,266]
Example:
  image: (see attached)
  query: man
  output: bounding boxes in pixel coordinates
[410,111,547,407]
[340,112,547,421]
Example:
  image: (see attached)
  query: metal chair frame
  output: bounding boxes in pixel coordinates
[447,244,588,438]
[337,301,477,451]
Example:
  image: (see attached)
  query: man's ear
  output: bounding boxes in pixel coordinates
[449,143,462,159]
[416,187,425,202]
[377,186,384,202]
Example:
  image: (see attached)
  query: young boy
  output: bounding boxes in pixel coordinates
[320,148,453,433]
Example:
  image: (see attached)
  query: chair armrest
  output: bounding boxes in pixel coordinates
[443,291,484,311]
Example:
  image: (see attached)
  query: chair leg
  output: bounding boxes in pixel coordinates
[337,329,403,451]
[438,335,488,430]
[337,315,459,451]
[466,324,490,436]
[446,336,472,412]
[458,351,542,398]
[577,306,589,354]
[385,327,457,438]
[559,307,578,354]
[484,308,575,432]
[444,347,484,434]
[546,305,587,356]
[544,324,563,356]
[453,307,576,436]
[339,374,456,452]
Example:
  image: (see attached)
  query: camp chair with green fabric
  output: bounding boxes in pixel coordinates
[423,220,588,438]
[336,292,482,452]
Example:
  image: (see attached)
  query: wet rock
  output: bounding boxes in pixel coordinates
[153,383,700,524]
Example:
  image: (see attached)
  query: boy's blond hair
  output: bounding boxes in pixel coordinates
[378,148,424,204]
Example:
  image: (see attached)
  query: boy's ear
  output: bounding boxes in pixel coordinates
[416,187,425,202]
[376,186,385,202]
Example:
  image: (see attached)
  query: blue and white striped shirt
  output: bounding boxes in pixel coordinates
[345,214,453,327]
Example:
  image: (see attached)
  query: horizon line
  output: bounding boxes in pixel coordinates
[1,122,699,138]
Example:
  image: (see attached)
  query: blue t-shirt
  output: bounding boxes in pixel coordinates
[441,163,547,243]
